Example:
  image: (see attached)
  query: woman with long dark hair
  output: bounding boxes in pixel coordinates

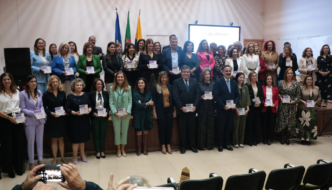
[196,40,215,78]
[133,77,154,156]
[19,75,45,169]
[136,39,145,57]
[0,73,25,178]
[103,42,123,91]
[122,43,140,88]
[182,41,200,79]
[316,44,332,106]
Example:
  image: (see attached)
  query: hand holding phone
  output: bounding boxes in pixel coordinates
[37,164,66,183]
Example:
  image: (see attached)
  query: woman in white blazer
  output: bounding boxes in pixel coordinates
[242,42,260,81]
[298,47,318,85]
[225,47,243,78]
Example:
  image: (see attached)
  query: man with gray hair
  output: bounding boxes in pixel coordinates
[88,36,104,60]
[173,65,200,154]
[162,34,182,51]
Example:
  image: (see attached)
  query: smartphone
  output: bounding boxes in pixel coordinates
[37,164,66,183]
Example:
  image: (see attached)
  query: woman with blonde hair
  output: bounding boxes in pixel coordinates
[51,42,77,94]
[243,42,260,81]
[109,71,132,157]
[197,69,215,150]
[42,75,68,164]
[297,75,321,145]
[151,71,176,154]
[66,78,92,164]
[276,68,301,145]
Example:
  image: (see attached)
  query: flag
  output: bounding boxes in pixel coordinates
[125,11,131,43]
[115,12,122,44]
[135,11,142,45]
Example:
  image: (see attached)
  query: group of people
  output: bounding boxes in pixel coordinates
[0,34,331,179]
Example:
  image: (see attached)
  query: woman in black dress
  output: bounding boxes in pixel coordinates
[103,42,123,91]
[66,78,92,164]
[317,44,332,106]
[138,38,163,89]
[182,41,200,79]
[197,69,215,150]
[43,75,69,164]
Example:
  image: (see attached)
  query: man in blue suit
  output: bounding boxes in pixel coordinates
[162,36,184,84]
[213,65,240,152]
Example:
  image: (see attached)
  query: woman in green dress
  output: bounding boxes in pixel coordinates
[133,77,154,156]
[297,75,321,145]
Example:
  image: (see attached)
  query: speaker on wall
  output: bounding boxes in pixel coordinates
[4,48,31,88]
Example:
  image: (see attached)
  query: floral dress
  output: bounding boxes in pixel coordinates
[213,54,226,80]
[316,55,332,101]
[276,80,301,136]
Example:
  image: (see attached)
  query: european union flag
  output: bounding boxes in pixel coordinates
[115,12,122,44]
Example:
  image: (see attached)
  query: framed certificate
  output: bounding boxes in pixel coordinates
[127,61,134,69]
[204,91,212,100]
[65,68,74,75]
[86,67,95,74]
[97,108,106,116]
[117,108,126,116]
[269,64,275,69]
[286,60,292,67]
[252,97,261,104]
[55,106,64,116]
[265,99,272,106]
[282,96,290,103]
[237,108,245,115]
[308,64,315,71]
[41,66,52,74]
[307,100,314,108]
[79,104,88,114]
[233,71,238,75]
[186,104,193,112]
[226,100,234,108]
[15,113,25,123]
[34,110,46,119]
[204,65,211,70]
[172,66,179,74]
[149,60,157,69]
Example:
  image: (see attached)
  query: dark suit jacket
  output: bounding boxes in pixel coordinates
[246,82,264,108]
[103,55,123,83]
[138,52,163,82]
[162,48,184,83]
[162,45,182,51]
[151,84,174,118]
[213,77,240,111]
[93,46,104,60]
[278,55,298,80]
[172,77,200,115]
[88,91,110,116]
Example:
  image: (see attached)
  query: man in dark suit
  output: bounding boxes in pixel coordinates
[173,65,200,154]
[279,42,297,60]
[162,36,184,84]
[162,34,182,51]
[88,36,104,60]
[213,65,240,152]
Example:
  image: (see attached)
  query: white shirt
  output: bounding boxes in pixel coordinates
[0,90,21,114]
[95,91,104,109]
[266,86,273,100]
[38,50,47,66]
[242,54,260,76]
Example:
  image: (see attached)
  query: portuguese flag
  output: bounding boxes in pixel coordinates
[125,11,131,43]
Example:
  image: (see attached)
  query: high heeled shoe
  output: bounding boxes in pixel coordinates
[286,138,290,145]
[61,158,69,164]
[101,152,106,158]
[280,136,285,145]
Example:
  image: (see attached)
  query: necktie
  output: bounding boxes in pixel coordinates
[185,80,189,92]
[227,80,231,93]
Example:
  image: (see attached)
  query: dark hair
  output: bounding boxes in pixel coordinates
[284,42,290,46]
[125,43,136,57]
[115,43,122,55]
[320,44,331,56]
[34,38,46,56]
[169,34,176,40]
[235,72,245,86]
[181,65,190,71]
[228,47,238,57]
[183,41,194,53]
[283,46,293,56]
[25,75,40,99]
[199,69,212,83]
[303,75,314,88]
[68,41,79,56]
[263,40,276,52]
[135,39,146,52]
[105,42,116,59]
[0,72,17,93]
[49,43,57,60]
[302,47,313,58]
[83,42,94,55]
[91,78,106,92]
[197,39,209,53]
[134,77,149,93]
[217,45,226,57]
[223,65,232,71]
[265,74,274,86]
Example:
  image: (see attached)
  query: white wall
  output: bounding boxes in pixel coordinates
[0,0,264,65]
[264,0,332,57]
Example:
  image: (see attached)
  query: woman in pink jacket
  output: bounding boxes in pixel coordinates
[196,40,215,79]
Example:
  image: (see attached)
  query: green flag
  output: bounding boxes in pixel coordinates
[125,11,131,43]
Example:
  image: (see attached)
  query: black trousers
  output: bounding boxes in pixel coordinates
[217,109,235,146]
[262,107,276,140]
[244,106,261,144]
[0,116,25,175]
[178,112,195,148]
[157,107,173,145]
